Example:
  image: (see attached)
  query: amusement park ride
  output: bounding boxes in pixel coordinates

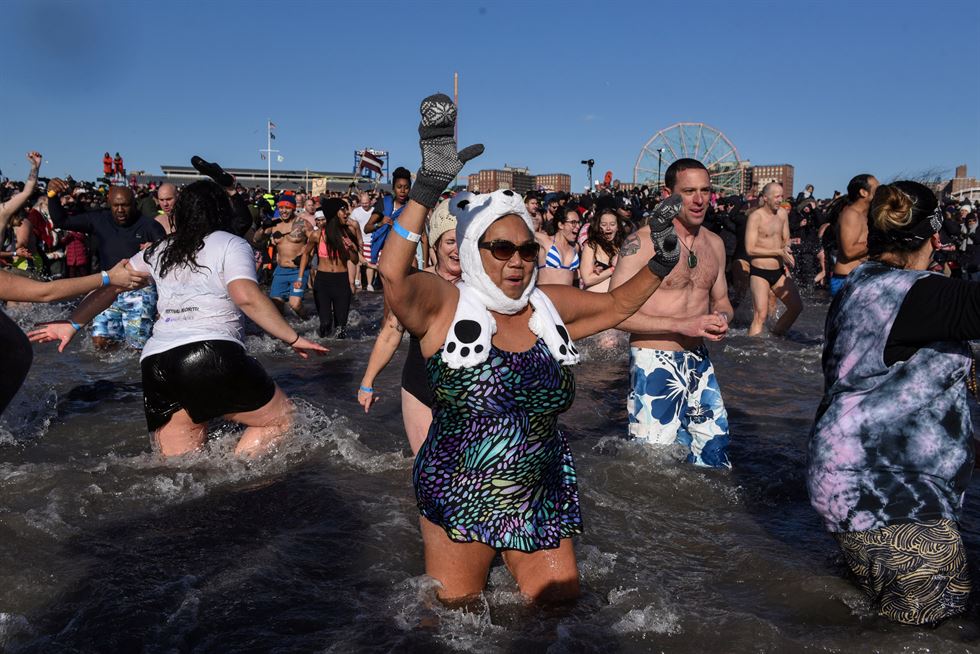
[633,122,743,195]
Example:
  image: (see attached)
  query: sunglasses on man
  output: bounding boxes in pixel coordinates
[478,239,540,262]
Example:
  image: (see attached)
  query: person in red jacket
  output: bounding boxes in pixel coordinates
[103,152,113,176]
[114,152,124,176]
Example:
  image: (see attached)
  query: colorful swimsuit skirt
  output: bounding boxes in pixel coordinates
[414,339,582,552]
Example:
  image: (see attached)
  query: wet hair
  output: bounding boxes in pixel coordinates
[320,197,353,263]
[846,174,875,203]
[664,158,708,191]
[867,181,940,256]
[586,207,627,259]
[392,167,411,184]
[145,180,233,278]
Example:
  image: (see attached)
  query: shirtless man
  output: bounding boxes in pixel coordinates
[830,173,879,296]
[154,183,177,234]
[265,193,311,317]
[610,158,733,469]
[349,192,378,290]
[745,182,802,336]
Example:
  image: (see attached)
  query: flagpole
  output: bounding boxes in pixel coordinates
[267,119,272,193]
[453,72,459,188]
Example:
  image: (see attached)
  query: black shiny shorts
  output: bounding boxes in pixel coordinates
[141,340,276,432]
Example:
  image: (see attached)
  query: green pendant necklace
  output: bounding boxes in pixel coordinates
[682,236,698,268]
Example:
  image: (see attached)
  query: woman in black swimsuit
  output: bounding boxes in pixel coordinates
[580,207,627,292]
[356,199,461,454]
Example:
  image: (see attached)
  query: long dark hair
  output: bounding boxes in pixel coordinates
[144,180,233,277]
[320,197,352,262]
[586,207,626,259]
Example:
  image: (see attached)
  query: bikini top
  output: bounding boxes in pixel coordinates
[543,242,580,271]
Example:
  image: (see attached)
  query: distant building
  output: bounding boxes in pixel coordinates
[945,164,980,202]
[467,173,480,192]
[535,173,571,194]
[749,164,794,198]
[159,165,372,192]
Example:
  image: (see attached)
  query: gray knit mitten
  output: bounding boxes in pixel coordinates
[409,94,484,208]
[646,194,682,278]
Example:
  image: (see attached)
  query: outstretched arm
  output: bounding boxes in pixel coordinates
[0,259,148,303]
[227,279,327,358]
[0,152,42,235]
[545,197,683,340]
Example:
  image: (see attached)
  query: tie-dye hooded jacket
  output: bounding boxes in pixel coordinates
[808,261,974,533]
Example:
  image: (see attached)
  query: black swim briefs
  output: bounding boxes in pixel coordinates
[141,339,276,432]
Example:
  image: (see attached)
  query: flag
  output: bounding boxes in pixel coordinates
[260,153,267,160]
[270,133,276,140]
[276,155,284,163]
[269,120,277,129]
[358,150,383,175]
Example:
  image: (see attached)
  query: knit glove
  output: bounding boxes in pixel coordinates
[646,194,682,278]
[409,93,484,209]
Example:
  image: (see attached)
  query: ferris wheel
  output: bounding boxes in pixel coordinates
[633,122,742,196]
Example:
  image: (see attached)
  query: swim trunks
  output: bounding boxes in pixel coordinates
[749,264,784,288]
[141,339,276,432]
[269,265,309,300]
[834,519,970,625]
[628,346,731,468]
[415,338,582,552]
[91,286,157,348]
[829,273,848,297]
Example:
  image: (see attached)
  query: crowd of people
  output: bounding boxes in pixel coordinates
[3,94,980,628]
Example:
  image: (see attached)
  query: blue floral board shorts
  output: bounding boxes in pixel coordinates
[628,346,731,468]
[91,286,157,349]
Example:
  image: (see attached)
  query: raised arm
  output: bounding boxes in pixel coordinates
[0,152,42,234]
[378,93,483,339]
[544,197,682,340]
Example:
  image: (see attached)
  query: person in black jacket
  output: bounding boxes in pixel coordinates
[47,179,165,349]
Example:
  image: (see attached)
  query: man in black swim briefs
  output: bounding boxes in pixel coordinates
[744,182,802,336]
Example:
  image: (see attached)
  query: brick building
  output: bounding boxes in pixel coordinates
[749,164,794,198]
[534,173,571,194]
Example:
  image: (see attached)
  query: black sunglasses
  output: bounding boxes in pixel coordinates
[478,239,540,262]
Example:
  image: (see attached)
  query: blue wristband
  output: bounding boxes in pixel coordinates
[100,270,110,287]
[392,220,421,243]
[69,321,82,332]
[359,385,374,394]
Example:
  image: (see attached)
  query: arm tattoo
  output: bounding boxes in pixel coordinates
[27,166,38,183]
[620,234,640,257]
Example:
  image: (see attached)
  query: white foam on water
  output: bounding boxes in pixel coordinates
[610,603,682,636]
[389,575,507,653]
[577,544,618,584]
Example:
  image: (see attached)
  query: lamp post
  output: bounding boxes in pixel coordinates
[656,148,664,191]
[581,158,595,192]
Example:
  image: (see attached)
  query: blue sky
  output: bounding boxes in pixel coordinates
[2,0,977,197]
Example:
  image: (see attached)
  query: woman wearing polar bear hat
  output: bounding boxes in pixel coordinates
[380,93,683,604]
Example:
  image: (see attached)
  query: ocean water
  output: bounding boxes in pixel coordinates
[1,292,979,653]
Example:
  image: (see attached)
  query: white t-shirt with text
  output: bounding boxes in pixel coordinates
[130,231,258,361]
